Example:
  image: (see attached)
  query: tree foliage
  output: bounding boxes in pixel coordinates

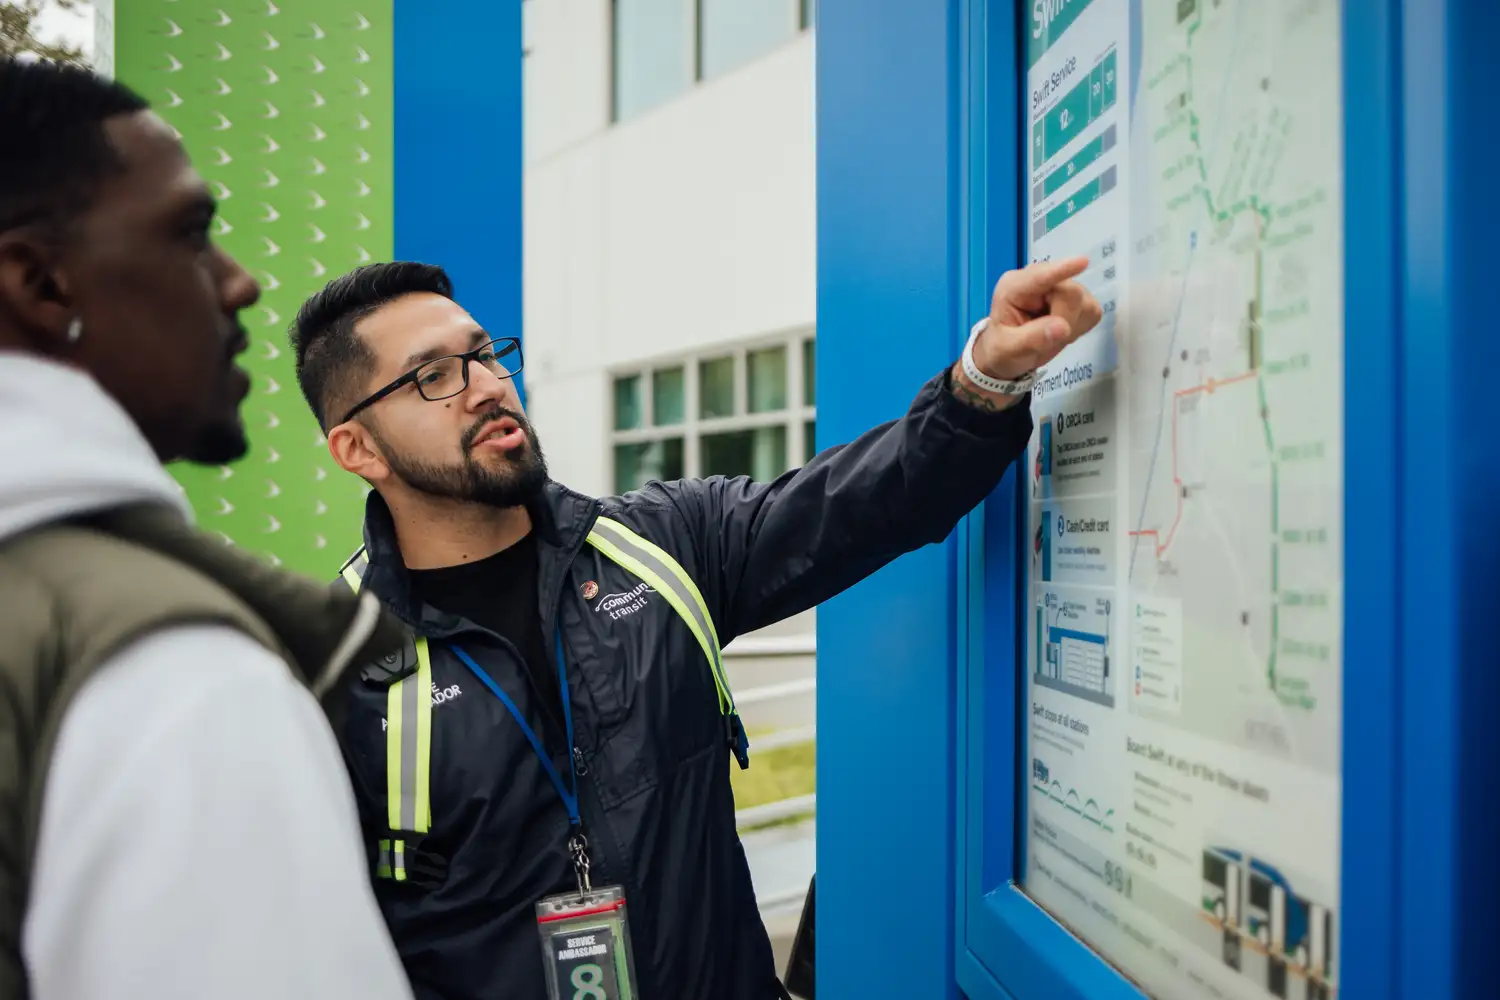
[0,0,89,66]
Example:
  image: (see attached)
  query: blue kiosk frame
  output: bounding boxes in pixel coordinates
[816,0,1500,998]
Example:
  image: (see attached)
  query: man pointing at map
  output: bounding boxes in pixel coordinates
[289,254,1101,999]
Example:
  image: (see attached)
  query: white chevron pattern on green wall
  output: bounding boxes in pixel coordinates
[115,0,394,577]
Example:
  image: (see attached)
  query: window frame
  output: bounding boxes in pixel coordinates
[610,0,809,124]
[610,330,817,491]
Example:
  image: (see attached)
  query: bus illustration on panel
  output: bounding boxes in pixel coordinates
[1201,846,1336,1000]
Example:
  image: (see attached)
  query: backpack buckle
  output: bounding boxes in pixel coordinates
[375,835,449,889]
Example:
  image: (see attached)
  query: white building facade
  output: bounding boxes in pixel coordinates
[522,0,817,505]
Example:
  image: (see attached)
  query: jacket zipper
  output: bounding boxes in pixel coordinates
[552,620,623,902]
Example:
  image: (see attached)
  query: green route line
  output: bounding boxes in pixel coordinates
[1254,239,1280,695]
[1256,233,1306,706]
[1176,10,1277,231]
[1171,5,1314,705]
[1132,5,1329,708]
[1178,7,1283,695]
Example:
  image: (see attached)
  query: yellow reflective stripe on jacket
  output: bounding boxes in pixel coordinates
[376,838,408,881]
[340,551,432,852]
[586,515,735,715]
[341,513,736,883]
[339,549,368,591]
[386,639,433,834]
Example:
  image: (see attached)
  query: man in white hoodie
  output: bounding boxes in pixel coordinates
[0,59,413,999]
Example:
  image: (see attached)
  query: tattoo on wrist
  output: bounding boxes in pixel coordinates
[949,363,1016,412]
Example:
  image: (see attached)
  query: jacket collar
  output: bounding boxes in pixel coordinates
[358,480,602,636]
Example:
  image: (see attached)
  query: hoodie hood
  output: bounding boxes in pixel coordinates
[0,351,192,544]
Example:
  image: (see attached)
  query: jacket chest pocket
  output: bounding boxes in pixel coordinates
[562,564,724,803]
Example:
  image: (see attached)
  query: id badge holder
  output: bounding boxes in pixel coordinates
[537,834,639,1000]
[536,885,640,1000]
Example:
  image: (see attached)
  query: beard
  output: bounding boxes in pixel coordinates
[184,418,250,465]
[182,327,253,465]
[375,406,549,509]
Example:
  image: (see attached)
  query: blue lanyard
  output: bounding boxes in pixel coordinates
[449,631,580,829]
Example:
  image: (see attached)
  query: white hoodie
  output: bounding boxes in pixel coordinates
[0,353,413,1000]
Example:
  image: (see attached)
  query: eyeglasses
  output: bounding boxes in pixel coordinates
[341,336,524,424]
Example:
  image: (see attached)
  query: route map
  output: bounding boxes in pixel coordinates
[1124,0,1341,777]
[1020,2,1342,999]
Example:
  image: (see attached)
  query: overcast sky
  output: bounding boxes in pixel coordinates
[19,0,94,52]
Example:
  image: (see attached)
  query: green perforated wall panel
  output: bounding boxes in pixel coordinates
[115,0,394,576]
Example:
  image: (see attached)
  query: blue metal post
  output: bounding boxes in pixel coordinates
[394,0,524,400]
[1398,1,1500,995]
[816,1,965,997]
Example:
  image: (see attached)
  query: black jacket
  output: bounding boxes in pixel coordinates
[332,368,1032,999]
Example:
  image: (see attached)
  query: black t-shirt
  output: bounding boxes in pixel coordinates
[407,532,563,733]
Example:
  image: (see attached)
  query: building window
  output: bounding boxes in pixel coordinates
[652,366,686,425]
[612,0,808,123]
[702,426,786,481]
[613,373,644,430]
[612,0,695,121]
[612,333,816,492]
[700,0,799,79]
[698,355,736,419]
[615,439,685,494]
[746,345,788,413]
[801,335,816,456]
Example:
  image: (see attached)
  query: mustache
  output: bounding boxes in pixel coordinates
[462,406,527,450]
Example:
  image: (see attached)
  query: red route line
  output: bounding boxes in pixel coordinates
[1128,370,1258,557]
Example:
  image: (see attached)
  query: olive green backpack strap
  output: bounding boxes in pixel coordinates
[0,523,287,1000]
[0,504,408,1000]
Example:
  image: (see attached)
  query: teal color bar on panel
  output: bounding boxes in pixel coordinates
[1043,129,1106,196]
[1036,47,1118,166]
[1041,164,1118,237]
[1042,75,1092,163]
[1046,175,1101,233]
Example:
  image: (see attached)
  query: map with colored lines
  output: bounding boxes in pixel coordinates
[1020,2,1342,998]
[1122,0,1342,778]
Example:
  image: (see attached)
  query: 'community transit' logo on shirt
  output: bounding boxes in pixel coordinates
[380,680,463,731]
[593,581,656,620]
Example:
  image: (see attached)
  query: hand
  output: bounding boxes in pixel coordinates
[972,256,1104,380]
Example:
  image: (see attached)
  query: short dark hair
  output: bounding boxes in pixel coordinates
[291,261,455,427]
[0,57,149,234]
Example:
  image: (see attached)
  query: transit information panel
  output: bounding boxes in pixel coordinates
[1020,1,1343,997]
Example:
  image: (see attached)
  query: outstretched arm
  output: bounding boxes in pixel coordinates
[649,259,1103,640]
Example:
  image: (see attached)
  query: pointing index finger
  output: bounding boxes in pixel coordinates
[1030,254,1090,288]
[1002,255,1090,300]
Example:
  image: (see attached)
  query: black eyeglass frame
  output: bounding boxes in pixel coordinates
[340,336,524,424]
